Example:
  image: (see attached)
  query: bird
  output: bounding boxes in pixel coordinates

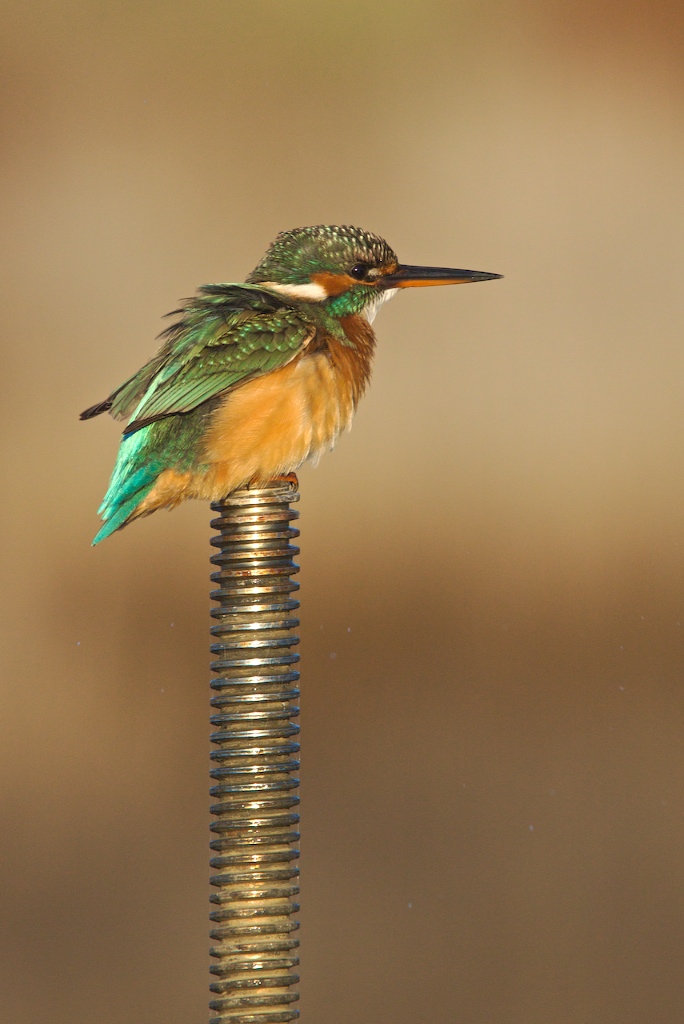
[81,224,501,544]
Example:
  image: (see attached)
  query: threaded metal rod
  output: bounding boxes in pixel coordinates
[208,479,301,1024]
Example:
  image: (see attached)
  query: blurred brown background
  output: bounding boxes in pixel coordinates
[2,1,684,1021]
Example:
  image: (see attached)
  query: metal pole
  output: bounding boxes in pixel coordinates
[208,479,301,1024]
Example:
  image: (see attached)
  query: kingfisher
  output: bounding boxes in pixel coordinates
[82,224,501,544]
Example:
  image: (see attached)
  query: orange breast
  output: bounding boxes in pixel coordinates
[136,316,376,514]
[201,350,353,492]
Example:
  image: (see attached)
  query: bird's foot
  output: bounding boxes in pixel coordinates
[274,472,299,488]
[246,472,299,492]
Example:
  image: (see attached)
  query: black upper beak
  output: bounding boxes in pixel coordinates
[379,264,503,289]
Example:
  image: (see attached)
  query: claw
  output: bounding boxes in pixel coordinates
[246,472,299,492]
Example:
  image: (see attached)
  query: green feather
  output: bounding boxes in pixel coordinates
[88,283,320,541]
[93,408,213,544]
[123,287,316,433]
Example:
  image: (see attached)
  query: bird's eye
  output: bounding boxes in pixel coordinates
[350,263,370,280]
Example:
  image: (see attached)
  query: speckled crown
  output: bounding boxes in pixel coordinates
[247,224,398,284]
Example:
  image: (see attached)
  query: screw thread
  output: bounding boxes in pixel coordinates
[208,480,301,1024]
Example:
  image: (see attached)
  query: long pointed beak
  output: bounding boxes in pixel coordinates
[379,264,503,289]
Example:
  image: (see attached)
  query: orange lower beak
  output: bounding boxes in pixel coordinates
[380,264,502,289]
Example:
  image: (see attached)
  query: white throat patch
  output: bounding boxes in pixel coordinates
[363,287,398,325]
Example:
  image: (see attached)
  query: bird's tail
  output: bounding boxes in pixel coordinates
[93,426,161,545]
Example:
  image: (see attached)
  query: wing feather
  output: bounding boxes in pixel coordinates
[80,284,318,434]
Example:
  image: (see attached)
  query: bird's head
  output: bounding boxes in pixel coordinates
[247,224,501,322]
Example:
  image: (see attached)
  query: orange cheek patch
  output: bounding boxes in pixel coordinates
[311,271,357,296]
[312,265,400,295]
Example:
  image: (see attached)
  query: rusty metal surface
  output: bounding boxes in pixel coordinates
[208,481,301,1024]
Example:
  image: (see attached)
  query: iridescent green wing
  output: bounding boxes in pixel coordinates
[82,285,317,434]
